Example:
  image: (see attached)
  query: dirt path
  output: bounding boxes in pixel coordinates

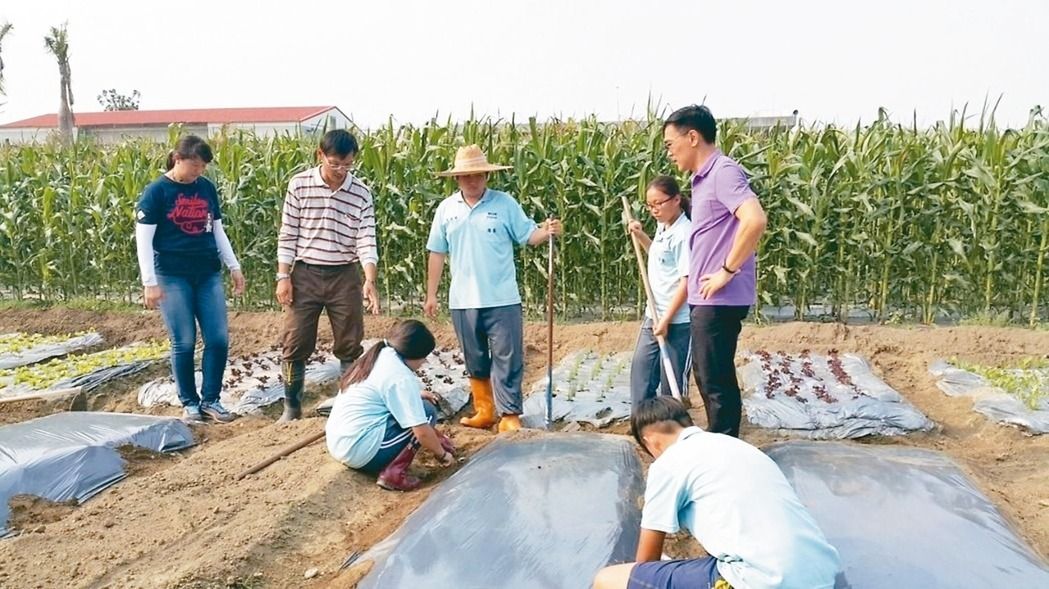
[0,310,1047,587]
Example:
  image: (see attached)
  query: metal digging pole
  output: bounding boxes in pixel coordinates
[546,216,556,428]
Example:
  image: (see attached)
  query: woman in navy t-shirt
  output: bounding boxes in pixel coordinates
[134,135,245,423]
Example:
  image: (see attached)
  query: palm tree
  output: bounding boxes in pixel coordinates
[44,22,74,144]
[0,22,13,97]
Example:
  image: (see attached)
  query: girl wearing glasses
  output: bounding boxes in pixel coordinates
[626,175,692,409]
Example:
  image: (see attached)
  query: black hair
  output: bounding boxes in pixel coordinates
[630,397,694,455]
[663,104,717,145]
[165,135,213,171]
[319,129,360,157]
[647,175,690,219]
[341,320,436,387]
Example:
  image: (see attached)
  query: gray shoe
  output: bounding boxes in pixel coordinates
[200,401,236,423]
[183,404,205,423]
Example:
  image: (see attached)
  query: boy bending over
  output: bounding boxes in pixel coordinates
[593,397,844,589]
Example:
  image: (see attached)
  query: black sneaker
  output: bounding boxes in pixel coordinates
[200,401,236,423]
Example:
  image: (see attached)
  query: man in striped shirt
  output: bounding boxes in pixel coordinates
[275,129,381,422]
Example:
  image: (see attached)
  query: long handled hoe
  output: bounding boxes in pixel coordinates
[620,196,683,400]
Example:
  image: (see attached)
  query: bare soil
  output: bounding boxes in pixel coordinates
[0,309,1047,588]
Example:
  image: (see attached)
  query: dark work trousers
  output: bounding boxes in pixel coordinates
[282,262,365,365]
[689,305,749,437]
[450,304,525,415]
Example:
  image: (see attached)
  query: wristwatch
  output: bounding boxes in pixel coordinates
[276,272,290,282]
[722,264,741,275]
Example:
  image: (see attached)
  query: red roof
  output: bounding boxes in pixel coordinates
[0,106,340,128]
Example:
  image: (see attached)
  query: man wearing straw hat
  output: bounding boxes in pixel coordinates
[424,145,562,432]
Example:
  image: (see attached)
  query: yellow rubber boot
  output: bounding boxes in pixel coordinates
[460,377,498,429]
[497,414,522,433]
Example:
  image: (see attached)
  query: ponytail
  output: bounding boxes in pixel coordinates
[340,320,437,388]
[341,341,388,387]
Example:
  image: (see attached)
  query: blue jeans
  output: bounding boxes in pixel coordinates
[157,272,229,407]
[630,318,692,408]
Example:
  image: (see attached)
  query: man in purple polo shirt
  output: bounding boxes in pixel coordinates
[664,105,767,437]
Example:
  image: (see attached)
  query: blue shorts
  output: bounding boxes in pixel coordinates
[627,558,728,589]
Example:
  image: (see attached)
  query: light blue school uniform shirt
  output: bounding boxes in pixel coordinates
[642,427,842,589]
[426,189,538,310]
[646,213,691,325]
[325,347,429,468]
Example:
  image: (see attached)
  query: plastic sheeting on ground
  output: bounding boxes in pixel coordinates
[414,346,470,419]
[766,441,1049,588]
[351,434,643,589]
[929,360,1049,434]
[739,350,933,438]
[53,362,154,392]
[138,348,341,415]
[1,343,165,399]
[140,342,470,418]
[522,351,633,428]
[0,412,194,537]
[0,332,104,370]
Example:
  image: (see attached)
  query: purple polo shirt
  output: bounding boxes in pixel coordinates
[688,150,758,306]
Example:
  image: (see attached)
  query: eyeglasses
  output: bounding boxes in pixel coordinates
[323,158,355,171]
[663,131,690,151]
[645,196,676,210]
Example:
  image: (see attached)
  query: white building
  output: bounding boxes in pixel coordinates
[0,106,351,144]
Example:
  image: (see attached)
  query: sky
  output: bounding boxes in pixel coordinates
[0,0,1046,129]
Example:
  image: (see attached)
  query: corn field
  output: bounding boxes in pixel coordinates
[1,108,1047,324]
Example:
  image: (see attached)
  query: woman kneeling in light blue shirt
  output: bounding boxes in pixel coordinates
[325,320,456,491]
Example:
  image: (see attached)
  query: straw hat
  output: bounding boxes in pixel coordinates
[437,145,512,177]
